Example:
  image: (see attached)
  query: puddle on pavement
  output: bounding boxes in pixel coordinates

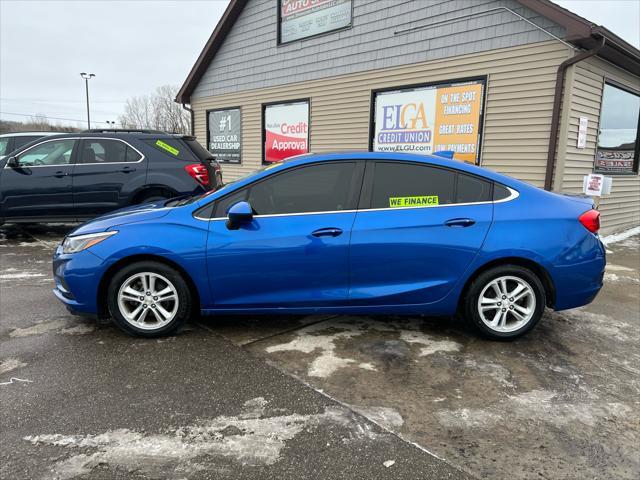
[24,397,381,479]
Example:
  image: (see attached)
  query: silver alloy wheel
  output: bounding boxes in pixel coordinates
[477,275,536,333]
[117,272,179,330]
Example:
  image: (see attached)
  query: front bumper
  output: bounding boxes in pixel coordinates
[52,245,110,315]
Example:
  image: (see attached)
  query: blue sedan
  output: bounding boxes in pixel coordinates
[52,152,605,340]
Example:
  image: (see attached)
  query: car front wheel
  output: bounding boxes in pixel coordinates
[463,265,546,340]
[107,261,192,337]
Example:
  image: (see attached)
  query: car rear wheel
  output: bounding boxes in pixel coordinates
[463,265,545,340]
[107,261,192,337]
[136,193,168,204]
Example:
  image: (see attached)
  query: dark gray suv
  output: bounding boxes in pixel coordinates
[0,129,222,224]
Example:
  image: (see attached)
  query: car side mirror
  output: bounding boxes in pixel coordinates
[5,156,18,168]
[226,201,253,229]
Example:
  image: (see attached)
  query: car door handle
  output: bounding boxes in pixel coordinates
[121,167,136,173]
[445,218,476,227]
[311,227,343,238]
[54,171,68,178]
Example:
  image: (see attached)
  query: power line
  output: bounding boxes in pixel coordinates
[0,111,113,125]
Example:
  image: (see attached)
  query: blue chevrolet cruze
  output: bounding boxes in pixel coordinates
[52,152,605,340]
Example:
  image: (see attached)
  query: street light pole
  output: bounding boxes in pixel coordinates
[80,72,95,129]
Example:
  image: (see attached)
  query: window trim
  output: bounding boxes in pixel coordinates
[206,106,242,165]
[276,0,354,46]
[5,137,145,168]
[594,79,640,175]
[193,159,519,221]
[77,138,145,165]
[261,98,311,166]
[368,75,488,166]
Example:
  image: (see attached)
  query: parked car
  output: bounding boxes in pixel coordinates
[0,129,222,224]
[52,152,605,340]
[0,131,58,160]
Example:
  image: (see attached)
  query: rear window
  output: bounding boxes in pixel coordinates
[184,138,214,161]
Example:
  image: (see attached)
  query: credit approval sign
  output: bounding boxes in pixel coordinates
[373,80,484,164]
[264,101,309,164]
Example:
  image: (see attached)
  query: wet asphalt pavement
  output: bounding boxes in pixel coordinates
[1,223,639,479]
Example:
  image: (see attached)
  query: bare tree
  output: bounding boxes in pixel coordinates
[118,85,189,134]
[0,117,79,134]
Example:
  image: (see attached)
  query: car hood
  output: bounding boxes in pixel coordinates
[69,202,172,236]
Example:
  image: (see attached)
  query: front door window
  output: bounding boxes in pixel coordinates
[16,139,75,166]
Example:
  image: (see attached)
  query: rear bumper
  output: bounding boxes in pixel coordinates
[551,239,606,311]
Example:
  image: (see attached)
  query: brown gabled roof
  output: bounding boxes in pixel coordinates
[176,0,640,104]
[519,0,640,76]
[176,0,248,104]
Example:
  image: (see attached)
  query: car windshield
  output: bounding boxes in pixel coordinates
[167,163,284,207]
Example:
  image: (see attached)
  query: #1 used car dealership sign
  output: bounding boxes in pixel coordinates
[208,108,242,163]
[373,80,484,164]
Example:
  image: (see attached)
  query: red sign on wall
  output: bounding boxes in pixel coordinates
[264,101,309,164]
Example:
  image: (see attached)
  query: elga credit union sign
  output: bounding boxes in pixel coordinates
[373,80,484,164]
[280,0,352,43]
[264,101,309,164]
[208,108,241,163]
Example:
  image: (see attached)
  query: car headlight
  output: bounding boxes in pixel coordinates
[62,231,118,254]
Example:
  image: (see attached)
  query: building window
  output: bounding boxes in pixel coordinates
[371,78,486,165]
[262,100,309,164]
[207,107,242,164]
[595,82,640,174]
[278,0,352,44]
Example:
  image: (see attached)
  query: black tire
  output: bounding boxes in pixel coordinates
[134,189,175,205]
[462,265,546,340]
[107,261,192,337]
[136,194,168,204]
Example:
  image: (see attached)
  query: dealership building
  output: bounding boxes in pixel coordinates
[177,0,640,233]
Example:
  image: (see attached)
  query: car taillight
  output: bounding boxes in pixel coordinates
[579,209,600,233]
[184,164,209,186]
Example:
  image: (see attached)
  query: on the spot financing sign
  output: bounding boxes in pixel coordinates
[373,80,484,164]
[264,101,309,164]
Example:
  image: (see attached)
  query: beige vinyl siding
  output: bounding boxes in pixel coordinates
[557,57,640,234]
[192,40,571,184]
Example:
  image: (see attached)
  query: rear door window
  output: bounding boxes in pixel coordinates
[456,173,492,203]
[369,162,456,208]
[79,139,139,163]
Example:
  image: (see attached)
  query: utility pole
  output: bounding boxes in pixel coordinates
[80,72,95,129]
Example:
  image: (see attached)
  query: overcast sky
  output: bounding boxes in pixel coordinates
[1,0,638,129]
